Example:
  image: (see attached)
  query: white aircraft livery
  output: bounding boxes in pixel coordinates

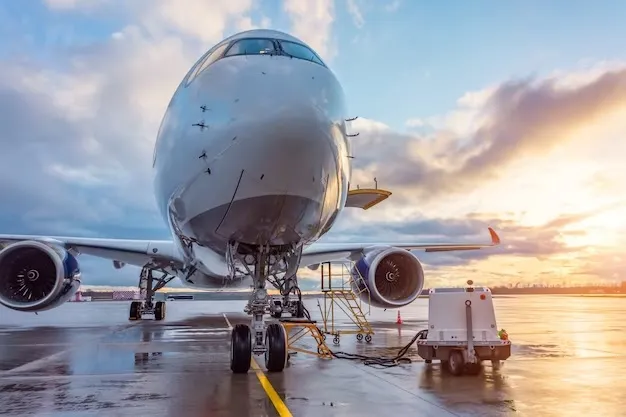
[0,29,500,373]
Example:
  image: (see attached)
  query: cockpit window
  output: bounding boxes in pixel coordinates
[185,38,327,87]
[185,42,229,86]
[224,38,277,57]
[277,41,325,66]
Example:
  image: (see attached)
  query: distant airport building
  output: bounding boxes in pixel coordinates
[113,290,141,300]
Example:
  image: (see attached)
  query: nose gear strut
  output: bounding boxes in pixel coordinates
[229,243,305,373]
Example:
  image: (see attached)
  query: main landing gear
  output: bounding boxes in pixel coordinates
[228,243,301,374]
[128,266,175,321]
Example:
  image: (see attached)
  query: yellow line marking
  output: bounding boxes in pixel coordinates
[224,313,292,415]
[251,358,293,417]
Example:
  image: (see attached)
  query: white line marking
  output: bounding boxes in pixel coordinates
[0,322,142,377]
[1,350,69,375]
[223,313,233,330]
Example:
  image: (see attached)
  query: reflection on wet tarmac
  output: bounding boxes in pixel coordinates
[418,362,517,414]
[2,295,626,416]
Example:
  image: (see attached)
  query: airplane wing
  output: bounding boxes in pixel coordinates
[0,227,500,271]
[0,234,184,269]
[300,227,501,266]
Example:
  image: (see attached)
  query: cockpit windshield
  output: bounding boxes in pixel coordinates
[277,41,325,66]
[186,37,328,87]
[224,38,277,57]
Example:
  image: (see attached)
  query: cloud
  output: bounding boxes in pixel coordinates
[43,0,257,43]
[135,0,255,44]
[573,252,626,282]
[283,0,336,60]
[296,195,626,287]
[0,0,273,236]
[323,206,611,263]
[350,66,626,203]
[292,206,612,289]
[346,0,365,28]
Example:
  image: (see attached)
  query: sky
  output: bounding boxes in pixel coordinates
[1,0,626,290]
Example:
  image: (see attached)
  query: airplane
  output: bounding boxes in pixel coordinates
[0,29,500,374]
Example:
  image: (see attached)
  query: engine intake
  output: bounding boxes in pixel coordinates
[351,246,425,308]
[0,241,81,312]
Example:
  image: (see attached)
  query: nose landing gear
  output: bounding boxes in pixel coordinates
[228,243,301,374]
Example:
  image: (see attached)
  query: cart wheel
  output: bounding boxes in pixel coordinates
[321,333,326,341]
[465,362,482,376]
[365,334,372,343]
[356,333,364,341]
[447,350,465,376]
[333,336,340,345]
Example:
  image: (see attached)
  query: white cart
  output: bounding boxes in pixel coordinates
[416,283,511,376]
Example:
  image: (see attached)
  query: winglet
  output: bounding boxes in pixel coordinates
[488,227,501,245]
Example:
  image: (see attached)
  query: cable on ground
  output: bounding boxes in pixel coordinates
[327,329,428,369]
[292,288,427,368]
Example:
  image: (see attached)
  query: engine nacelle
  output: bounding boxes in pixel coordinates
[351,246,425,309]
[0,241,81,312]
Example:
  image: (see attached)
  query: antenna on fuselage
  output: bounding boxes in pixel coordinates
[374,177,378,189]
[346,116,359,137]
[192,121,209,131]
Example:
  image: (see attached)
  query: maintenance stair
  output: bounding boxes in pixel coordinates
[279,318,333,360]
[318,261,374,345]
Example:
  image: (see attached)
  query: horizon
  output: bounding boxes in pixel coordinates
[2,1,626,288]
[80,280,626,293]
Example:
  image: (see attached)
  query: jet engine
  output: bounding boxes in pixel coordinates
[351,246,424,309]
[0,241,81,312]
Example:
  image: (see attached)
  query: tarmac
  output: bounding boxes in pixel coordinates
[1,295,626,416]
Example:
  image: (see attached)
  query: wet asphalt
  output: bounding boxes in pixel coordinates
[1,296,626,416]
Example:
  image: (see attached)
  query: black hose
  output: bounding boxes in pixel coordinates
[327,329,429,368]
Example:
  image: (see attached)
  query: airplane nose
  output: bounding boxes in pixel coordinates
[216,94,343,247]
[180,55,348,247]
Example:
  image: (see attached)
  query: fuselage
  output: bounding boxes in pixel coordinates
[152,30,351,270]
